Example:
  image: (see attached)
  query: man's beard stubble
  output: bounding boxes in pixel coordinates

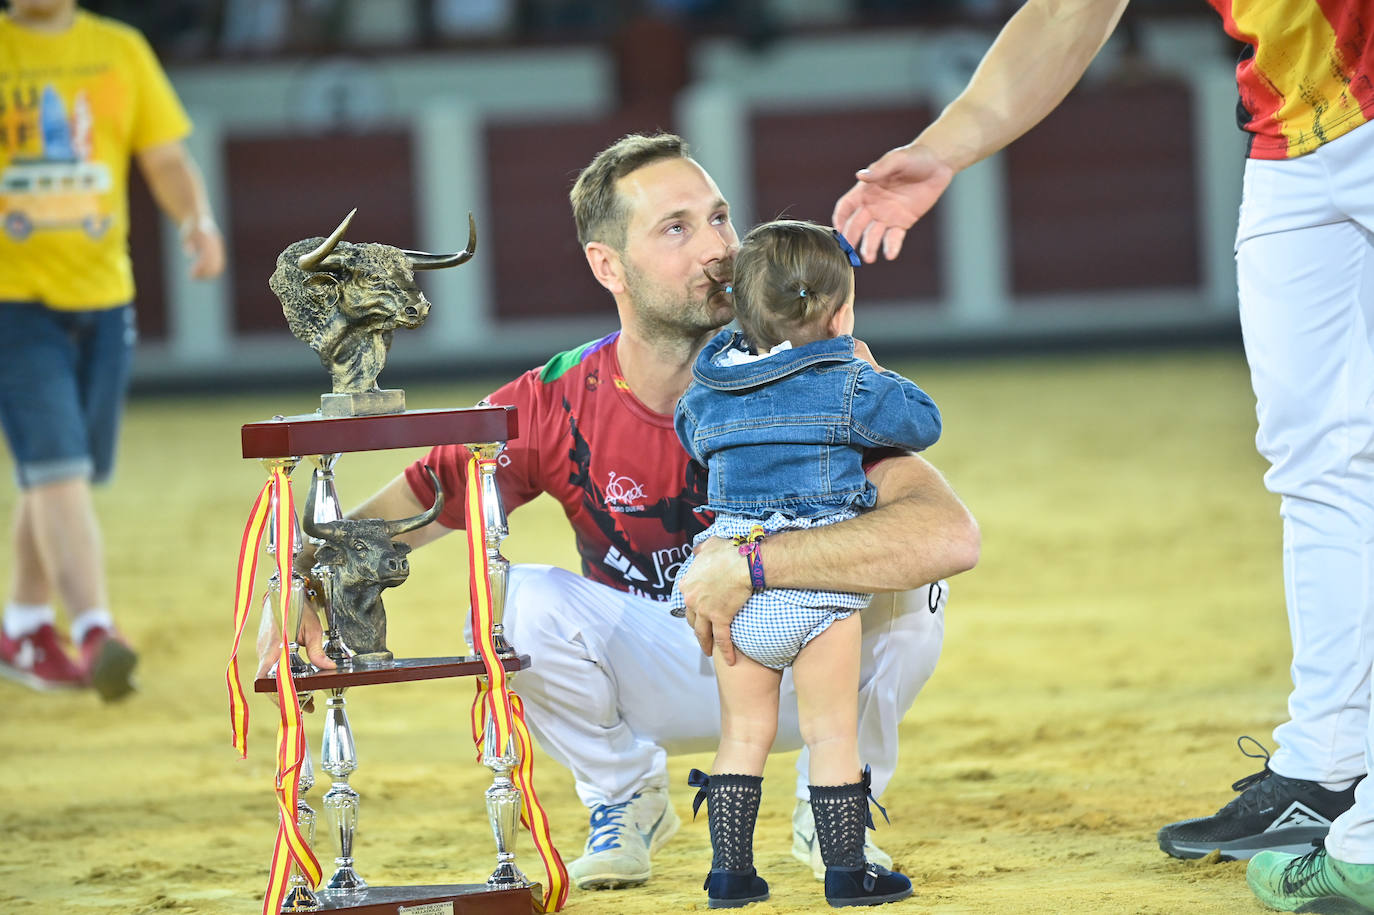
[624,256,735,348]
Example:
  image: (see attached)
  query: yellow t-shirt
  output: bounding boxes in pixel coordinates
[0,10,191,309]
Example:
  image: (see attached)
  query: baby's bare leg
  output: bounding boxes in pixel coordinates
[793,613,862,786]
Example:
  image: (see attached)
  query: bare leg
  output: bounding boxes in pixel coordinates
[793,613,862,787]
[9,496,50,607]
[9,478,107,617]
[712,649,782,777]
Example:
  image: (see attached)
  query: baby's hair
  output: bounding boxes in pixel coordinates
[731,219,853,350]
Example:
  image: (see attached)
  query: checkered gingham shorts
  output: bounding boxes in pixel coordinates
[668,510,872,669]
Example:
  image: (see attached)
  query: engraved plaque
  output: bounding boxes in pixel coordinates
[398,903,455,915]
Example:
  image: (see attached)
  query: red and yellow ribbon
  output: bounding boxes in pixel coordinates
[227,478,272,758]
[226,468,323,915]
[464,454,569,912]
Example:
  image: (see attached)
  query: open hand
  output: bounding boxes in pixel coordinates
[833,143,955,263]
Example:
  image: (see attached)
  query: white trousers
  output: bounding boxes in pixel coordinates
[1234,121,1374,861]
[501,564,946,808]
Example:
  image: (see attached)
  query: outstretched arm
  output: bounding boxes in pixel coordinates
[833,0,1131,263]
[679,453,979,662]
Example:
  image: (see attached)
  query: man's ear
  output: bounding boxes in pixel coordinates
[584,242,625,295]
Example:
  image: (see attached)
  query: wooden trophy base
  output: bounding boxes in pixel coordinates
[254,655,530,693]
[307,882,543,914]
[241,406,517,459]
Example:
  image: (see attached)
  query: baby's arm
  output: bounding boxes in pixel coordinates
[850,360,942,452]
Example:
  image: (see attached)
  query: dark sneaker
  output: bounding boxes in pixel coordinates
[0,624,85,691]
[824,863,913,908]
[1248,843,1374,912]
[1159,737,1361,861]
[79,627,138,702]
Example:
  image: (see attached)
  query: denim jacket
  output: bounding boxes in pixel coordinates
[674,329,942,519]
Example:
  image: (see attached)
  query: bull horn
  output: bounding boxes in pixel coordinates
[404,212,477,270]
[297,208,357,272]
[302,475,343,541]
[386,465,445,535]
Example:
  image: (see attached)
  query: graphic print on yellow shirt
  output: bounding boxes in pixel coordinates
[0,11,190,309]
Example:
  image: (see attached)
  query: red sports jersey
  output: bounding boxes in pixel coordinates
[1208,0,1374,159]
[404,331,710,602]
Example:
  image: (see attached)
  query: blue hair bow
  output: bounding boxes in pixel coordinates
[833,229,862,268]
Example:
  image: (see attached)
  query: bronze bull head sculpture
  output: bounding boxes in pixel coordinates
[269,209,477,398]
[303,465,445,665]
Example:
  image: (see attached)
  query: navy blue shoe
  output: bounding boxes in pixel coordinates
[824,863,913,907]
[703,867,769,908]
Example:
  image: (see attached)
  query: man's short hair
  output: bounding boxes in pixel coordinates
[570,133,690,251]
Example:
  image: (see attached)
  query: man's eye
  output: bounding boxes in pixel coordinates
[666,224,684,235]
[711,213,728,225]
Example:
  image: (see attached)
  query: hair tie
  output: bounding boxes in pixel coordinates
[798,287,808,299]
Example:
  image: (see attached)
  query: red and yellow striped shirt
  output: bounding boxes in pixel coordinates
[1207,0,1374,158]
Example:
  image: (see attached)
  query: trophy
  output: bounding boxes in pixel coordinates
[230,211,560,915]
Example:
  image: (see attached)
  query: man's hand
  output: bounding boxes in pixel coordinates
[677,536,752,666]
[181,218,225,280]
[254,592,335,682]
[833,143,955,263]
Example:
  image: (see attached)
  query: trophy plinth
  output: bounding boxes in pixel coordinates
[320,390,406,418]
[306,883,543,914]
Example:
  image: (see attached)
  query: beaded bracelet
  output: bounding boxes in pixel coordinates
[733,525,767,592]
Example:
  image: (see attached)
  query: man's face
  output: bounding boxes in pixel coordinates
[615,157,738,342]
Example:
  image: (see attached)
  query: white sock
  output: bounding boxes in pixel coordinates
[3,603,56,639]
[70,609,115,645]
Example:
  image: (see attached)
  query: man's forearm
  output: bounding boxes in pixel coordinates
[135,139,216,233]
[764,454,979,594]
[919,0,1131,173]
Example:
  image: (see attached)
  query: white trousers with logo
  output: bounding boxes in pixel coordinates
[1235,120,1374,861]
[500,563,946,809]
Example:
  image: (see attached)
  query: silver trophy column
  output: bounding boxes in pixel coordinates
[307,455,350,662]
[302,454,368,894]
[320,686,365,892]
[469,443,531,890]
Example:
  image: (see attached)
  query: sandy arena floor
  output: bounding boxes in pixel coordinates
[1,346,1291,914]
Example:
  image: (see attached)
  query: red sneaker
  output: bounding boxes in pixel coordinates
[79,627,138,702]
[0,624,85,691]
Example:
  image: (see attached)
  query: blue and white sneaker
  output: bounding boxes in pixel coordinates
[568,785,681,890]
[793,799,893,881]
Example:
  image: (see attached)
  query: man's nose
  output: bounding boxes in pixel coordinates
[699,228,731,264]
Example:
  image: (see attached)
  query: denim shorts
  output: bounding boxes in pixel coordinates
[0,301,136,488]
